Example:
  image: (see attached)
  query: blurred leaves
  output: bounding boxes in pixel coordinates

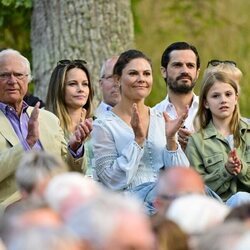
[0,0,32,60]
[1,0,32,8]
[133,0,250,116]
[1,0,250,116]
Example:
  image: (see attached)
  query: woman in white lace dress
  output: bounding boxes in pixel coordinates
[92,50,189,213]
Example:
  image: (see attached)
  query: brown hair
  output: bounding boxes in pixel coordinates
[197,71,240,147]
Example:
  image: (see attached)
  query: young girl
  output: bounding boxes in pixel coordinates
[186,71,250,206]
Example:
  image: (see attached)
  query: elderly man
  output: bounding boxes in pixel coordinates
[95,56,120,117]
[0,49,91,204]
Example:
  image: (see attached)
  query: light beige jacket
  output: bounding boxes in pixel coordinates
[0,107,85,204]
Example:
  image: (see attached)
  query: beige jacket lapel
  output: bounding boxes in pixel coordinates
[0,110,20,146]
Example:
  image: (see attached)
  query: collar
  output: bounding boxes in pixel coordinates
[100,101,112,109]
[165,93,199,110]
[203,118,250,139]
[0,101,29,115]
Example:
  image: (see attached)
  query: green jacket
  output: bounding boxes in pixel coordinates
[185,119,250,201]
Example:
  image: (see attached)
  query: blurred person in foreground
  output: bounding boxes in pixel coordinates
[166,194,230,249]
[152,217,189,250]
[66,192,155,250]
[45,172,103,221]
[153,167,205,217]
[1,151,68,214]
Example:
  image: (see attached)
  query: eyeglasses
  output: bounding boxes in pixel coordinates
[159,192,204,201]
[57,59,87,66]
[0,72,29,80]
[159,194,179,201]
[101,74,114,80]
[207,59,237,68]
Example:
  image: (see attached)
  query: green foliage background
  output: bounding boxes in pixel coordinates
[1,0,250,116]
[132,0,250,117]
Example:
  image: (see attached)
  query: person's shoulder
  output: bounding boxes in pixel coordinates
[94,111,116,125]
[240,117,250,125]
[239,117,250,133]
[150,107,164,118]
[152,96,168,111]
[189,129,203,142]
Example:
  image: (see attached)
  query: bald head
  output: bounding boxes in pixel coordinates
[99,56,121,107]
[158,167,205,195]
[155,167,205,216]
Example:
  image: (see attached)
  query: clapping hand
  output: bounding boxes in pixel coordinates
[130,103,145,147]
[178,127,193,151]
[225,148,242,175]
[69,118,93,151]
[26,102,40,148]
[163,106,188,150]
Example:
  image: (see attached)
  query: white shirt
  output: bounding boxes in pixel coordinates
[91,108,189,191]
[94,101,112,118]
[153,93,199,131]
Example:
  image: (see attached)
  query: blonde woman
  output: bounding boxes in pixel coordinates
[46,60,94,174]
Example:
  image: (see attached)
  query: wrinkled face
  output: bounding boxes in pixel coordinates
[162,50,199,94]
[204,81,238,121]
[119,58,153,102]
[64,68,90,110]
[100,58,121,107]
[104,212,155,250]
[0,54,29,108]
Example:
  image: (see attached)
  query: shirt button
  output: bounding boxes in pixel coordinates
[208,159,212,164]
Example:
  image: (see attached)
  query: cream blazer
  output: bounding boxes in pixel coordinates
[0,107,85,204]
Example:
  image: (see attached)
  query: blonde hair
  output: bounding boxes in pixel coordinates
[197,71,241,147]
[46,63,94,133]
[205,63,242,85]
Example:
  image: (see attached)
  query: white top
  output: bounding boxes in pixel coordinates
[95,101,112,118]
[91,108,189,191]
[153,94,199,131]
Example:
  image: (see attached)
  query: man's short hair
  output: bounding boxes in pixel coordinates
[161,42,200,69]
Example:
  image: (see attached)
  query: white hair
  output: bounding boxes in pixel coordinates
[0,48,32,82]
[99,56,119,79]
[195,221,249,250]
[166,194,230,235]
[66,192,144,249]
[235,231,250,250]
[7,227,80,250]
[45,172,102,219]
[15,151,68,195]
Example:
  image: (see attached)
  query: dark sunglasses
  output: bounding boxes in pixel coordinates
[57,59,87,66]
[207,59,237,68]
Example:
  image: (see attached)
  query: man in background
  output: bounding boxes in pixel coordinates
[154,42,200,149]
[95,56,120,117]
